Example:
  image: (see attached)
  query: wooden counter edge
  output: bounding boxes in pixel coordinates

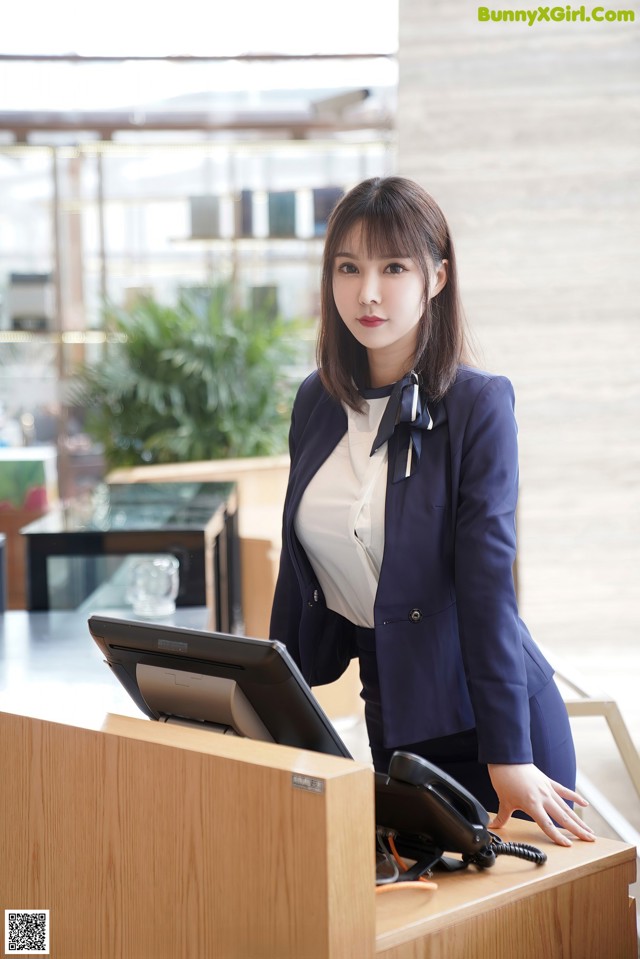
[101,710,370,779]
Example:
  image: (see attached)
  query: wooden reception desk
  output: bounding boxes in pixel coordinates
[0,707,636,959]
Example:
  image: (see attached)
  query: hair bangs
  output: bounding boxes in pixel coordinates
[357,210,416,261]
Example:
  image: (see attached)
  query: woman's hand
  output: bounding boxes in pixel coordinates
[487,763,596,846]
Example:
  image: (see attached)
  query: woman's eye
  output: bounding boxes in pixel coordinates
[337,262,358,274]
[385,262,406,274]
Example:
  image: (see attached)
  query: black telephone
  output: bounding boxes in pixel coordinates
[374,751,546,884]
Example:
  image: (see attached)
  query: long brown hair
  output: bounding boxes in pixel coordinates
[317,176,468,409]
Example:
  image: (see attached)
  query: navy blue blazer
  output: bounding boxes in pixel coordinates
[269,366,554,765]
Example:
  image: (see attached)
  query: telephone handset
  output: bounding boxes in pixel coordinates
[374,751,546,884]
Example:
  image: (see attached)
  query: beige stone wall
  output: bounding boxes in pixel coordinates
[397,2,640,705]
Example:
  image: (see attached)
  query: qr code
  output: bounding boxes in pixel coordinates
[5,910,50,954]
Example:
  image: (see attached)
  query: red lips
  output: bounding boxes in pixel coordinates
[357,315,386,327]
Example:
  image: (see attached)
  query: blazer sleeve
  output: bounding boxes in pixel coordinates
[269,395,303,660]
[453,375,533,765]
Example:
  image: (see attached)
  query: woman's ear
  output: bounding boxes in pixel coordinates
[430,259,448,298]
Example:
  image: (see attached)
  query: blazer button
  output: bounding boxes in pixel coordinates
[409,608,422,623]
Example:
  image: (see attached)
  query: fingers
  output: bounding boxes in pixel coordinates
[546,781,597,841]
[547,778,590,808]
[522,800,597,846]
[492,804,572,847]
[548,798,597,843]
[491,798,596,846]
[534,810,573,847]
[489,805,513,830]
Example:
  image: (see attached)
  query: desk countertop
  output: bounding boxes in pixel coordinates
[375,816,636,954]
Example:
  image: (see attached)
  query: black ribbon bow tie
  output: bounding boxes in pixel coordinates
[370,371,433,482]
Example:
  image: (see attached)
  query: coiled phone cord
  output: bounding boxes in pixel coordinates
[488,832,548,865]
[464,832,547,868]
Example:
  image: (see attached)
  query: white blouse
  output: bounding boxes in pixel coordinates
[294,394,389,629]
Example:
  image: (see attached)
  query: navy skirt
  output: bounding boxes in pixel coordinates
[355,626,576,815]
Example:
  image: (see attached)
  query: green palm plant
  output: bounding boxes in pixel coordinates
[68,287,310,469]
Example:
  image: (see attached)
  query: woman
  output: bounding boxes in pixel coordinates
[270,176,594,847]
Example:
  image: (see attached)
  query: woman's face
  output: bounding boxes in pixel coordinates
[331,223,446,384]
